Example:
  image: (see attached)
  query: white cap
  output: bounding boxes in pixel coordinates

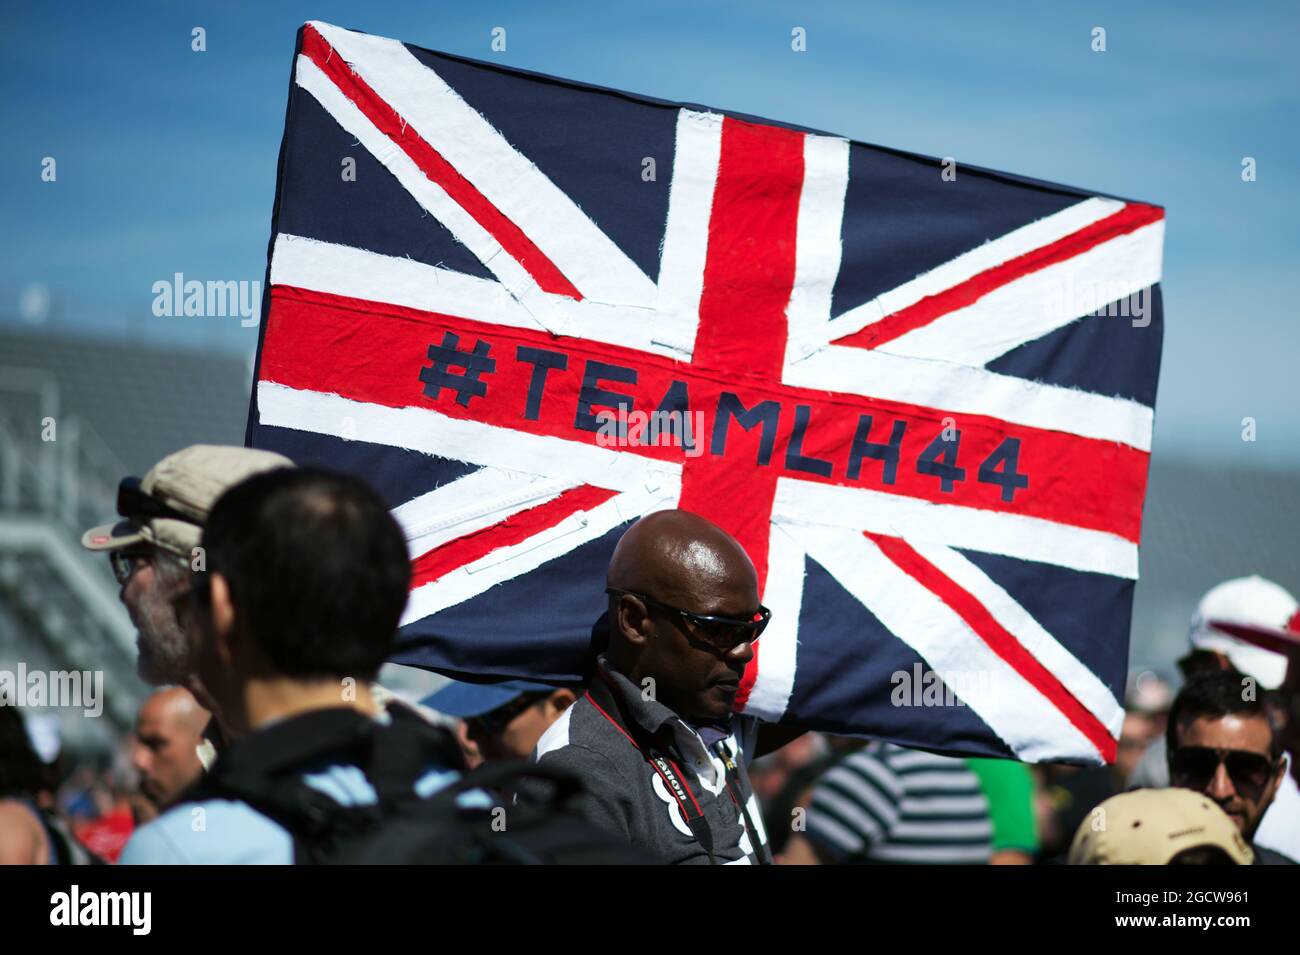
[1187,576,1296,690]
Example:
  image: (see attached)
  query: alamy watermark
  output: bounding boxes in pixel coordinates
[890,662,996,709]
[1043,277,1151,328]
[151,273,261,327]
[0,664,103,717]
[594,407,706,457]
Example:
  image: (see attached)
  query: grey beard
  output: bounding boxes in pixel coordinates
[134,579,193,686]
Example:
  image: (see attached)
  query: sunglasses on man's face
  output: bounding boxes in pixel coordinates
[469,693,548,735]
[110,547,154,586]
[1170,745,1278,799]
[605,587,770,654]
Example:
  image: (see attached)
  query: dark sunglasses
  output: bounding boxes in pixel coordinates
[605,587,770,653]
[1170,745,1278,799]
[117,477,196,526]
[468,692,548,735]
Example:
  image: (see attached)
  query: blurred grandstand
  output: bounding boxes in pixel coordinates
[1,320,1298,757]
[0,323,249,753]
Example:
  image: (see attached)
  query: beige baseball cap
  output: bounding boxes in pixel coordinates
[1068,788,1254,865]
[82,444,294,559]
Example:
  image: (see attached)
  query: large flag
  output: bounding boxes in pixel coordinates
[248,21,1165,763]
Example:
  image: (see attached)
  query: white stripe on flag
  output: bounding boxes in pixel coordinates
[784,344,1154,451]
[401,484,677,623]
[392,466,577,558]
[817,197,1126,347]
[773,476,1138,579]
[906,539,1124,739]
[308,21,658,309]
[882,219,1165,366]
[656,109,723,357]
[742,521,805,722]
[256,382,682,495]
[270,233,689,361]
[784,133,850,360]
[292,53,551,324]
[794,523,1103,763]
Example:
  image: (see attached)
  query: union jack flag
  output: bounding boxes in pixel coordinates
[248,22,1166,763]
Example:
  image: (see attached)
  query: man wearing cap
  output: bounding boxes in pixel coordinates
[1069,788,1253,865]
[82,445,293,754]
[1128,575,1300,861]
[531,509,800,865]
[424,679,579,763]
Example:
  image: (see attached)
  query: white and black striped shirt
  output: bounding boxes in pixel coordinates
[804,742,993,864]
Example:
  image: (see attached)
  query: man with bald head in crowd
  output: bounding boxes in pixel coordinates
[132,688,209,813]
[532,509,799,864]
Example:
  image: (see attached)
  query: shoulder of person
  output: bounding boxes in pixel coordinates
[118,798,293,865]
[0,799,47,864]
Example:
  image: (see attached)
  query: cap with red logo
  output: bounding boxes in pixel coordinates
[81,444,294,559]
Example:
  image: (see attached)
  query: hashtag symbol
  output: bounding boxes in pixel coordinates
[418,331,496,407]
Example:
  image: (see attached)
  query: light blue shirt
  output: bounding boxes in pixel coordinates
[120,763,487,864]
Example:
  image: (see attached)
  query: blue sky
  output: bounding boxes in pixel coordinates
[3,0,1297,467]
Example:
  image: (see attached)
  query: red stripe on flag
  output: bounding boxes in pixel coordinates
[673,117,805,710]
[409,484,618,590]
[867,531,1117,762]
[299,24,583,301]
[259,284,1151,543]
[833,202,1165,351]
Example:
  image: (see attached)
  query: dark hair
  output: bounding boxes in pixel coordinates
[1166,670,1282,762]
[0,706,50,799]
[201,467,410,682]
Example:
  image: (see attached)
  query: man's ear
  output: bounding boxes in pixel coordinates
[208,572,238,667]
[616,595,652,648]
[548,688,578,714]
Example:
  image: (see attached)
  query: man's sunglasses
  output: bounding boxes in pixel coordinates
[468,692,549,735]
[1170,745,1279,799]
[117,477,196,526]
[605,587,770,653]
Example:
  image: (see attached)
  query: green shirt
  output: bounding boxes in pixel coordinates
[965,757,1039,854]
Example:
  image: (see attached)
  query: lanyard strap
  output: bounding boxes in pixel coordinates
[711,740,774,866]
[644,748,717,863]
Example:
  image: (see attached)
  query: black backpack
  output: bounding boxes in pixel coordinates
[195,706,651,864]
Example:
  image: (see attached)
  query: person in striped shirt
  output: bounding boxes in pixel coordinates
[783,740,994,864]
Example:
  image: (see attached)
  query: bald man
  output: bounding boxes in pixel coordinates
[132,688,209,810]
[532,510,798,864]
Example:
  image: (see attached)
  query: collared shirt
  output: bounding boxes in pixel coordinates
[532,655,771,865]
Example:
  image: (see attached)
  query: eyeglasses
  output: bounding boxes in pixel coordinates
[1170,745,1278,800]
[605,587,770,654]
[110,546,154,586]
